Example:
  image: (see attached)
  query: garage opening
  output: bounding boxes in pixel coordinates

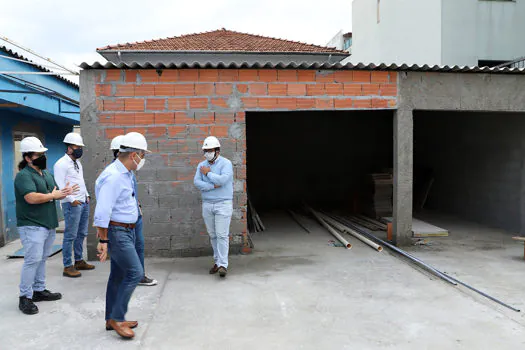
[413,111,525,242]
[246,110,394,243]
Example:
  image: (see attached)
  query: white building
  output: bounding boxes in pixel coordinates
[350,0,525,67]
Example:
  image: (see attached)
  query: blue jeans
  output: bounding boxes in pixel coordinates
[62,202,90,267]
[19,226,56,298]
[105,225,143,322]
[202,200,233,269]
[135,215,145,272]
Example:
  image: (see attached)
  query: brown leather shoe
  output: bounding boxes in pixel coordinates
[108,319,135,339]
[209,264,219,274]
[219,266,227,278]
[106,320,138,331]
[74,260,95,270]
[63,266,81,278]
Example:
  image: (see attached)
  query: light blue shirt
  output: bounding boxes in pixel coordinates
[94,159,138,228]
[194,156,234,203]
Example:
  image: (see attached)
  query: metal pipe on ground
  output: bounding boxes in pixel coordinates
[288,210,310,234]
[318,212,383,252]
[308,208,352,249]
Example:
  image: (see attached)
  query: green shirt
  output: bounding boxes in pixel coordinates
[14,166,59,229]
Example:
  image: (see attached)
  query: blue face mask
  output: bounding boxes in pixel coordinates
[72,148,83,159]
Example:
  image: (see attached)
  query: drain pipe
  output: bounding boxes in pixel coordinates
[308,208,352,249]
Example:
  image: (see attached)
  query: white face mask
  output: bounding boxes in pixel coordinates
[134,154,145,171]
[204,151,216,162]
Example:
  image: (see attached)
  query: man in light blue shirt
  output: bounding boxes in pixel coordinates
[94,132,149,339]
[194,136,234,278]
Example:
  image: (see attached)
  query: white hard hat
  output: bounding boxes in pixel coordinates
[110,135,125,150]
[20,137,48,153]
[120,132,149,152]
[202,136,221,150]
[63,132,85,146]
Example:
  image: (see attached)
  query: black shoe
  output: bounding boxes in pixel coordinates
[138,276,158,286]
[218,267,228,278]
[32,289,62,302]
[19,297,39,315]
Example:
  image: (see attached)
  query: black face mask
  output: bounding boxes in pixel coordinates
[32,155,47,170]
[72,148,83,159]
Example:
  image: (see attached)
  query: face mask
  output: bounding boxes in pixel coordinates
[72,148,83,159]
[204,151,216,162]
[32,155,47,170]
[133,154,145,171]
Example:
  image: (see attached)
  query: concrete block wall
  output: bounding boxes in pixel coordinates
[81,68,398,258]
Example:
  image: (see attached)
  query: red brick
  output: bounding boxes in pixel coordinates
[334,71,353,83]
[334,99,353,108]
[195,112,215,124]
[316,71,335,83]
[315,98,334,109]
[258,70,277,82]
[278,70,298,82]
[125,98,145,112]
[296,99,316,109]
[235,112,246,122]
[199,69,219,82]
[388,99,397,107]
[98,114,115,125]
[287,84,306,96]
[195,84,215,96]
[353,71,371,83]
[239,69,259,81]
[236,167,247,180]
[103,100,124,111]
[210,125,229,137]
[277,97,297,109]
[389,72,398,83]
[159,70,179,82]
[114,113,135,126]
[105,70,121,82]
[146,98,165,111]
[236,84,249,93]
[268,84,287,96]
[189,98,208,109]
[219,70,239,82]
[124,71,137,83]
[380,84,397,96]
[249,84,267,95]
[125,127,147,134]
[135,85,155,96]
[154,84,175,96]
[241,97,258,108]
[371,71,390,83]
[175,111,194,124]
[167,126,187,138]
[362,84,380,96]
[96,100,103,111]
[96,84,112,97]
[144,127,166,138]
[188,125,209,137]
[343,84,362,96]
[134,113,155,125]
[258,98,279,109]
[307,84,325,96]
[114,85,134,97]
[174,84,195,96]
[139,70,159,83]
[372,99,389,108]
[167,98,188,110]
[157,140,179,152]
[325,83,344,95]
[154,112,175,124]
[215,84,233,95]
[297,70,316,82]
[354,99,373,108]
[211,98,228,108]
[215,113,235,123]
[179,69,199,81]
[177,169,195,181]
[105,128,125,139]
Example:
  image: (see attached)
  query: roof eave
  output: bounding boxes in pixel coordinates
[96,49,349,56]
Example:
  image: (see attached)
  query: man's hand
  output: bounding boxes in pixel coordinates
[214,184,221,189]
[200,166,211,175]
[71,200,82,207]
[97,243,108,262]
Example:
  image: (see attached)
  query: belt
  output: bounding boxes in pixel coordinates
[109,221,136,229]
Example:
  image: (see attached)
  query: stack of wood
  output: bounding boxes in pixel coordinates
[248,198,265,233]
[371,173,393,217]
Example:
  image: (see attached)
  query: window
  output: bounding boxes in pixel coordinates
[343,38,353,50]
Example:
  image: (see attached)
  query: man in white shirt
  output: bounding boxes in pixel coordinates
[53,132,94,278]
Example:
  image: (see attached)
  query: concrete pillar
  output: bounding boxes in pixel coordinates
[393,109,413,246]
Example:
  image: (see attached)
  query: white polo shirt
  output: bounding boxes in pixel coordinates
[53,154,89,203]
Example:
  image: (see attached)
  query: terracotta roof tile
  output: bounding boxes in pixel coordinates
[97,28,347,54]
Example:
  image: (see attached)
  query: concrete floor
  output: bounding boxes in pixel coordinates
[1,212,525,349]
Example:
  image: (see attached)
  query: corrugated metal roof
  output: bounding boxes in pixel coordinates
[0,46,79,88]
[79,61,525,74]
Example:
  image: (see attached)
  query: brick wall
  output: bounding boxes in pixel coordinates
[85,68,398,257]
